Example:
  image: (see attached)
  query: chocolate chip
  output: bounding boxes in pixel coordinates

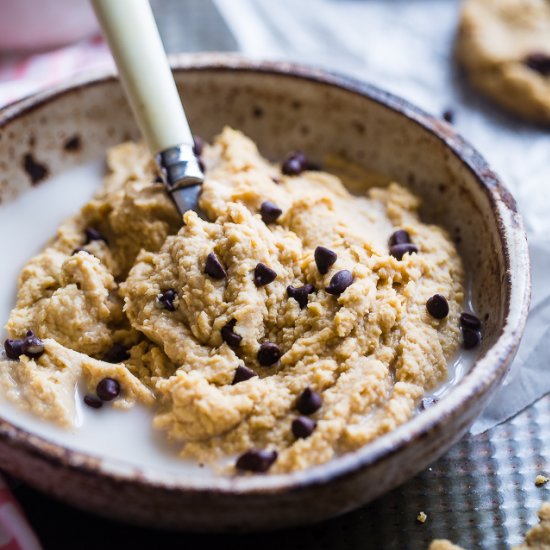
[154,175,163,183]
[84,394,103,409]
[292,416,317,439]
[22,331,45,358]
[389,229,411,247]
[221,319,242,350]
[235,449,277,473]
[460,312,482,331]
[156,289,177,311]
[325,270,353,296]
[281,151,307,176]
[462,327,481,350]
[193,135,204,156]
[96,377,121,402]
[205,252,227,280]
[271,176,282,185]
[296,387,322,415]
[442,109,455,124]
[524,53,550,76]
[103,343,130,363]
[257,342,281,367]
[232,365,257,384]
[426,294,449,319]
[314,246,337,275]
[4,339,24,360]
[287,284,315,309]
[260,201,283,224]
[85,227,108,245]
[420,396,438,410]
[254,263,277,287]
[390,243,418,260]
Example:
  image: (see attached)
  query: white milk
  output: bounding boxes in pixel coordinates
[0,161,476,477]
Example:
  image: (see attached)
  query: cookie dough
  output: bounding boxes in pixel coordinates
[0,128,464,473]
[456,0,550,123]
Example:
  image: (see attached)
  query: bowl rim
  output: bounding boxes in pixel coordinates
[0,53,531,496]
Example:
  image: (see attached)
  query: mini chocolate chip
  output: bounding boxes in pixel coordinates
[22,331,45,358]
[281,151,307,176]
[154,175,163,183]
[426,294,449,319]
[326,270,353,296]
[296,387,322,415]
[287,284,315,309]
[390,243,418,260]
[254,263,277,287]
[96,378,121,402]
[460,312,482,331]
[232,365,257,384]
[314,246,337,275]
[236,449,278,473]
[260,201,283,224]
[524,53,550,76]
[221,319,242,350]
[389,229,411,247]
[84,394,103,409]
[156,289,177,311]
[442,109,455,123]
[85,227,108,245]
[462,327,481,350]
[193,135,204,156]
[420,396,438,410]
[271,176,282,185]
[257,342,281,367]
[292,416,317,439]
[205,252,227,280]
[4,339,24,360]
[103,343,130,363]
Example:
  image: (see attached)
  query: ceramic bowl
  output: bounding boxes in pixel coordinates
[0,54,530,531]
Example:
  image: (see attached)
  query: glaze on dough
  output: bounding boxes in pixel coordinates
[0,128,464,473]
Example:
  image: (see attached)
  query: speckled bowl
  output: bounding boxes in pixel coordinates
[0,54,530,531]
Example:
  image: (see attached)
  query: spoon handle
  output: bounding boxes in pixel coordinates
[91,0,193,155]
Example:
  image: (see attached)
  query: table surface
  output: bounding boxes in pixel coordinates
[8,2,550,548]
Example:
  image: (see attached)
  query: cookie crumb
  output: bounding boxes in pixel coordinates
[535,475,549,486]
[417,511,427,524]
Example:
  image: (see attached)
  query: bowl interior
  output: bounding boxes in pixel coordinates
[0,60,523,491]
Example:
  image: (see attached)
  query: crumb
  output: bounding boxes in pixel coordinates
[417,511,427,524]
[535,475,549,487]
[513,503,550,549]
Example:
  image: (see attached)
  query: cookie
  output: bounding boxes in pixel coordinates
[456,0,550,124]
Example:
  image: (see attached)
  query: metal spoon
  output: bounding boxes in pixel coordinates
[91,0,203,216]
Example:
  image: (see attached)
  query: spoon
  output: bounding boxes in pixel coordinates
[91,0,203,216]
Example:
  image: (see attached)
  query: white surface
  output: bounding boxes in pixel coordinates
[214,0,550,434]
[0,159,475,476]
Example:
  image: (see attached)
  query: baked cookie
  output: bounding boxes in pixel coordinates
[456,0,550,124]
